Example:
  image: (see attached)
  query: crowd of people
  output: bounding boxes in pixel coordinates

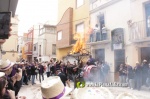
[118,60,150,91]
[0,55,111,98]
[0,55,150,98]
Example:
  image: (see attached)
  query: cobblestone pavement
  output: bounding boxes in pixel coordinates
[18,78,150,99]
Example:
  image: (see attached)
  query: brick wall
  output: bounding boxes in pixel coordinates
[56,7,73,48]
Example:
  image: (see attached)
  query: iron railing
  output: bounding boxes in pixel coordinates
[128,20,150,41]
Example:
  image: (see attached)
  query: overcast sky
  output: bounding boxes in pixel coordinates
[15,0,58,36]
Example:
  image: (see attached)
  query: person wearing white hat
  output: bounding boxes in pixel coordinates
[0,72,26,99]
[142,59,149,86]
[40,76,72,99]
[0,59,22,96]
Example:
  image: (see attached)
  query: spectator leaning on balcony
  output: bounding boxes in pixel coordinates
[101,24,107,40]
[90,24,100,42]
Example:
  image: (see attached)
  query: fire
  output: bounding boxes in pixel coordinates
[70,27,92,54]
[70,33,85,54]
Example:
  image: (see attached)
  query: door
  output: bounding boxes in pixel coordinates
[114,49,125,81]
[141,47,150,63]
[95,49,105,62]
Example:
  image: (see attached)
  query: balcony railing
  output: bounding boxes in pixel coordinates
[128,20,150,42]
[87,30,110,44]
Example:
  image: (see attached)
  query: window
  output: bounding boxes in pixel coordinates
[76,23,84,33]
[52,44,56,55]
[98,13,105,31]
[58,31,62,40]
[76,0,84,8]
[145,3,150,36]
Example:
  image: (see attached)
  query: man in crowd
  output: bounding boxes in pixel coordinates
[56,69,70,87]
[38,62,44,83]
[142,60,149,86]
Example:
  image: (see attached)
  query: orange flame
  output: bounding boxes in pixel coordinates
[70,27,93,54]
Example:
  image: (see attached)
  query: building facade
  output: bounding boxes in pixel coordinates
[38,24,56,62]
[24,28,33,62]
[21,33,27,61]
[32,25,40,62]
[89,0,150,82]
[56,0,90,62]
[1,16,19,62]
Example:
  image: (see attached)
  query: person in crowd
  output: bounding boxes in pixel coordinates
[30,63,36,85]
[38,63,44,83]
[0,72,26,99]
[22,64,28,85]
[73,61,77,67]
[141,60,149,86]
[88,55,96,65]
[0,60,22,96]
[50,59,55,76]
[146,63,150,90]
[134,62,142,91]
[66,61,73,81]
[46,62,50,77]
[35,63,39,80]
[56,69,70,87]
[125,63,134,89]
[55,60,61,70]
[96,61,103,82]
[25,63,31,81]
[60,63,67,75]
[101,24,107,40]
[101,61,110,83]
[119,64,126,83]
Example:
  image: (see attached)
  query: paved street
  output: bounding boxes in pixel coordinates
[18,76,150,99]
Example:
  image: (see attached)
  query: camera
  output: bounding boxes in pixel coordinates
[0,12,11,39]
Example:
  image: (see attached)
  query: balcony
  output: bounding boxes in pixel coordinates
[128,20,150,43]
[90,0,120,14]
[87,31,111,46]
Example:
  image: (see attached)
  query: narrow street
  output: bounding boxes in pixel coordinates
[18,75,150,99]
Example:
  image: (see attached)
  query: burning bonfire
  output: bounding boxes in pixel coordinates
[69,27,93,55]
[70,33,86,54]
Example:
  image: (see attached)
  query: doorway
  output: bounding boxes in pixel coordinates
[95,49,105,62]
[141,47,150,63]
[114,49,125,82]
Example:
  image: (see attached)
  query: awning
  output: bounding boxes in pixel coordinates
[0,0,18,17]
